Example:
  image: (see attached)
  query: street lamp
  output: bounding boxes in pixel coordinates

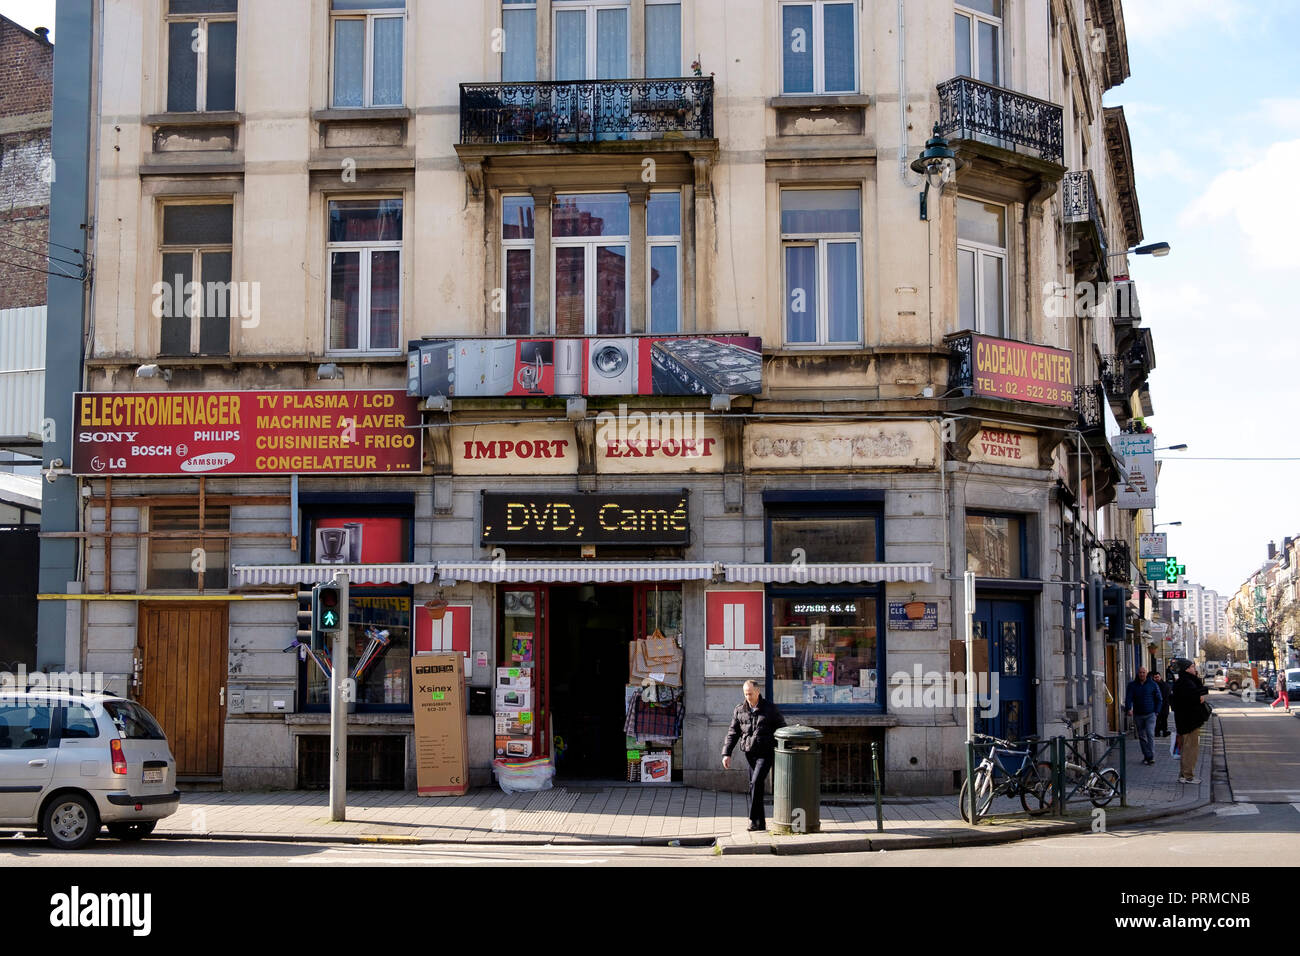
[910,124,966,221]
[1155,521,1182,528]
[1107,242,1171,260]
[1157,444,1188,452]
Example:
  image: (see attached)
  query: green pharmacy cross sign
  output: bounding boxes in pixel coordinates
[1163,557,1186,583]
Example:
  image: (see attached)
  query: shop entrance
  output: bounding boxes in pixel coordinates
[548,585,634,779]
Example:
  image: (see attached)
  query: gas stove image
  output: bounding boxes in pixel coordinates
[650,337,762,395]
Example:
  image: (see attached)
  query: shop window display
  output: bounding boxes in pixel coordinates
[771,595,878,706]
[306,595,412,707]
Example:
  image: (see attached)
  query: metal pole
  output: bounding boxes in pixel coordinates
[871,742,883,832]
[964,569,977,824]
[329,570,350,822]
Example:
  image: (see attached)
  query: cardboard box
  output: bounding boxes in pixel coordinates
[412,653,469,796]
[495,711,534,737]
[640,751,672,783]
[495,735,534,758]
[496,667,532,690]
[495,687,532,711]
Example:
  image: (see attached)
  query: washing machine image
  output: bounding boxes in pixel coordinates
[552,338,584,395]
[586,337,637,394]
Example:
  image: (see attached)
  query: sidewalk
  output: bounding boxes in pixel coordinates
[154,723,1215,855]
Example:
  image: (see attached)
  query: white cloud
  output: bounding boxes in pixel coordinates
[1179,139,1300,271]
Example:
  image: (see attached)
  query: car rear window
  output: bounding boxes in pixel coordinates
[103,700,167,740]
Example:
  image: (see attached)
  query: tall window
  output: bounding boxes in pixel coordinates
[502,0,537,81]
[647,191,681,333]
[553,0,628,80]
[645,1,682,77]
[148,505,230,590]
[331,0,405,108]
[553,193,629,335]
[966,512,1026,578]
[955,0,1001,86]
[165,0,237,113]
[327,198,403,352]
[780,1,856,94]
[781,188,861,346]
[502,195,535,335]
[159,202,233,356]
[957,197,1007,336]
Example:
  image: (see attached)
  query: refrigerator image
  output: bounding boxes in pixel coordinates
[553,338,584,395]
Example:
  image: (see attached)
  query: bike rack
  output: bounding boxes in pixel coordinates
[963,736,1056,824]
[1052,733,1127,813]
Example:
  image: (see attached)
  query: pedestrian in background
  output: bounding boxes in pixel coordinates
[1271,671,1290,712]
[1124,666,1162,765]
[722,679,786,832]
[1153,671,1171,737]
[1171,661,1210,784]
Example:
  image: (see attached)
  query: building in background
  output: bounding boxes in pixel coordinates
[44,0,1166,793]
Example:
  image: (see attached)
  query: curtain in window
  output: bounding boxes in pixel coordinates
[372,17,404,106]
[333,19,365,107]
[822,2,854,92]
[555,247,585,335]
[596,8,628,79]
[981,254,1004,336]
[782,4,814,93]
[554,10,585,81]
[502,8,537,82]
[206,20,237,111]
[785,245,817,343]
[330,251,362,349]
[958,247,976,331]
[505,249,532,335]
[826,241,857,342]
[645,3,681,78]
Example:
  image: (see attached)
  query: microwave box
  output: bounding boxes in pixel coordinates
[495,687,532,711]
[496,668,532,690]
[495,736,534,759]
[495,712,534,737]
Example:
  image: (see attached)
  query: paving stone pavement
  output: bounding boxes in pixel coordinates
[153,722,1214,854]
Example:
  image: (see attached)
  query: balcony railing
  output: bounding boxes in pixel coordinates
[1064,169,1107,256]
[1074,383,1104,432]
[460,77,714,145]
[1103,539,1132,585]
[1099,355,1127,399]
[937,76,1064,166]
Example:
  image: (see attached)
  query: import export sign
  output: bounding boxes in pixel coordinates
[72,389,422,476]
[970,335,1074,407]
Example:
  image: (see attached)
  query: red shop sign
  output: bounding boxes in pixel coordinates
[71,389,422,476]
[969,335,1074,407]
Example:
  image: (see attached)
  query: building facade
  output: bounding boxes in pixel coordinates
[42,0,1165,793]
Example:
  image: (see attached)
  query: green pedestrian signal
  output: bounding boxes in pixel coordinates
[313,583,343,634]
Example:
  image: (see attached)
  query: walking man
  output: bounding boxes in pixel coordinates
[1153,671,1171,737]
[722,680,786,832]
[1171,660,1210,784]
[1125,666,1162,765]
[1271,671,1290,712]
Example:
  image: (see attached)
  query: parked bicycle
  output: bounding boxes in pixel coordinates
[1059,715,1121,807]
[960,733,1054,822]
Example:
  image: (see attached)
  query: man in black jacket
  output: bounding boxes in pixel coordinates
[722,680,786,832]
[1171,661,1209,784]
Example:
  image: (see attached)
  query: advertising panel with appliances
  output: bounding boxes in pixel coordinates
[585,337,637,395]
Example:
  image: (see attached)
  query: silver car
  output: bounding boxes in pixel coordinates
[0,691,180,849]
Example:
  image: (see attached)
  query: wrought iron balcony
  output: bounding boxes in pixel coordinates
[946,331,975,395]
[936,76,1064,167]
[1063,170,1108,280]
[1124,339,1151,375]
[459,77,714,145]
[1099,355,1127,400]
[1103,539,1132,585]
[1074,383,1104,433]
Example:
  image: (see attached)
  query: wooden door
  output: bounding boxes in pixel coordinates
[138,603,228,778]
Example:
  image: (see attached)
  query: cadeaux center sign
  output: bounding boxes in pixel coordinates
[72,389,422,476]
[969,335,1074,407]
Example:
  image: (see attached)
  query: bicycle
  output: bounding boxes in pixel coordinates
[959,733,1054,822]
[1059,715,1121,807]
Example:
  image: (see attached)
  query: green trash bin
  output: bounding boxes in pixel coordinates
[773,725,822,834]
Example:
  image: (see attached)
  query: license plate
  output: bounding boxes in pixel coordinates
[143,768,164,783]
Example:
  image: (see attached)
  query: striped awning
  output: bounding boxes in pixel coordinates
[232,563,440,587]
[435,561,716,584]
[722,562,933,584]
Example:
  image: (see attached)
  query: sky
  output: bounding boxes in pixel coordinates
[0,0,1291,597]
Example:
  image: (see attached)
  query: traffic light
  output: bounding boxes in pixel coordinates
[313,583,344,634]
[1102,585,1126,643]
[297,587,317,650]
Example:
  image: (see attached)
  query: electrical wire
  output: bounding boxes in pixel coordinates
[0,256,82,280]
[0,234,86,270]
[0,217,85,254]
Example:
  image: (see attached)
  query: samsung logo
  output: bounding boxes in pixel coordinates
[180,452,236,472]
